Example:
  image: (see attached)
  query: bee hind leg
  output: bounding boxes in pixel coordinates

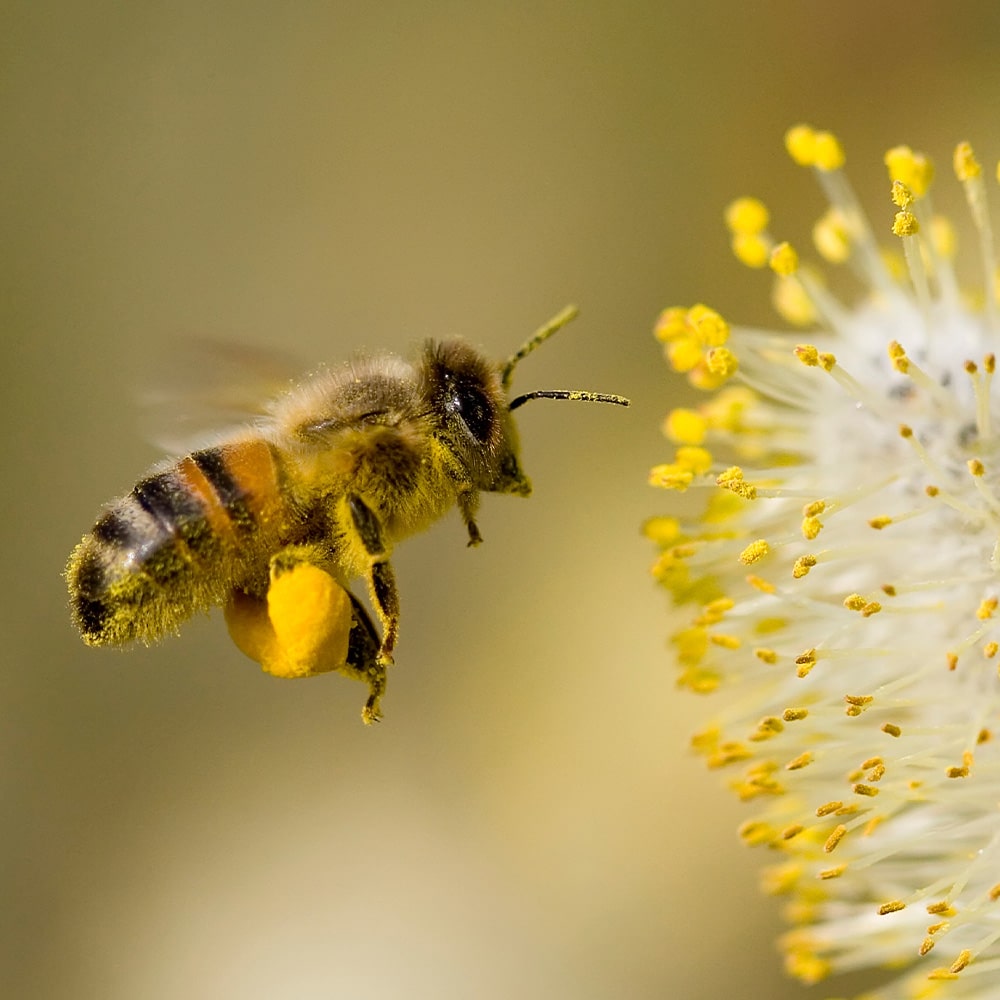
[273,542,389,723]
[347,494,400,667]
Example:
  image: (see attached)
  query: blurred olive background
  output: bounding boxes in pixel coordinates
[5,3,1000,998]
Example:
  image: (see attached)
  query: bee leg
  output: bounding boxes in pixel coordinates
[347,494,400,666]
[264,543,388,724]
[458,489,483,547]
[344,591,386,725]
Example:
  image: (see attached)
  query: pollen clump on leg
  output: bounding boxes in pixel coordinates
[225,562,352,679]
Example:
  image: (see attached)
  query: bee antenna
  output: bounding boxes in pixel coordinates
[508,389,631,412]
[501,304,580,389]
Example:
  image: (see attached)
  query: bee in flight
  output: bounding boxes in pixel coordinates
[66,306,629,723]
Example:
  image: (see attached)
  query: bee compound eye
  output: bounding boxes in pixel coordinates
[447,376,493,443]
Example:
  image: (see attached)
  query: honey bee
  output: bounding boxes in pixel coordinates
[66,306,629,722]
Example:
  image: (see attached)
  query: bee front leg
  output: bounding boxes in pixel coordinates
[458,488,483,547]
[347,494,400,665]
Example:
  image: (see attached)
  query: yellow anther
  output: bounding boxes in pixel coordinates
[987,354,997,373]
[812,130,846,171]
[769,241,799,276]
[926,485,939,496]
[878,900,906,915]
[786,751,813,770]
[784,124,817,166]
[977,596,998,619]
[688,365,728,392]
[819,865,847,880]
[813,207,850,263]
[853,783,879,797]
[969,458,986,477]
[927,967,960,982]
[951,950,973,973]
[882,722,902,737]
[704,597,734,616]
[919,938,936,956]
[739,539,769,565]
[845,694,873,707]
[823,824,847,853]
[882,584,897,596]
[709,633,741,650]
[887,339,909,372]
[801,516,822,540]
[641,516,680,545]
[947,651,959,670]
[794,344,819,366]
[802,500,826,517]
[985,641,998,658]
[675,446,712,474]
[891,179,913,209]
[753,715,784,735]
[892,210,919,237]
[706,346,738,377]
[737,820,774,846]
[843,594,867,611]
[687,303,730,346]
[772,272,819,327]
[664,335,702,373]
[781,824,804,840]
[884,145,934,197]
[792,555,816,579]
[664,408,708,444]
[716,466,757,499]
[868,516,892,530]
[754,647,778,664]
[731,232,771,269]
[927,901,956,916]
[782,708,809,721]
[747,576,776,595]
[725,197,769,234]
[648,463,693,491]
[653,306,689,343]
[947,765,970,778]
[990,883,1000,901]
[861,602,882,617]
[954,141,982,181]
[793,344,835,370]
[816,801,842,817]
[899,424,914,438]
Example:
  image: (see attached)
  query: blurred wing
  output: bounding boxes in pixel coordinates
[140,337,307,455]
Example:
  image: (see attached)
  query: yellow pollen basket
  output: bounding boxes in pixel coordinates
[224,563,353,679]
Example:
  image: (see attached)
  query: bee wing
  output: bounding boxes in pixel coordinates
[140,337,306,455]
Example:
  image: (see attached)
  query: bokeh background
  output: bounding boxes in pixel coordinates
[5,3,1000,998]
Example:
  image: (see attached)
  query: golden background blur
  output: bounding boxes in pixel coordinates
[5,4,1000,998]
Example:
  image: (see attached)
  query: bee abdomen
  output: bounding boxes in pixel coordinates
[68,440,285,646]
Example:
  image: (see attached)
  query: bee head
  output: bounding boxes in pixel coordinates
[423,339,531,496]
[423,306,629,497]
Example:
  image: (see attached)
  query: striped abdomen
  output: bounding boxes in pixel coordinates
[68,439,289,646]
